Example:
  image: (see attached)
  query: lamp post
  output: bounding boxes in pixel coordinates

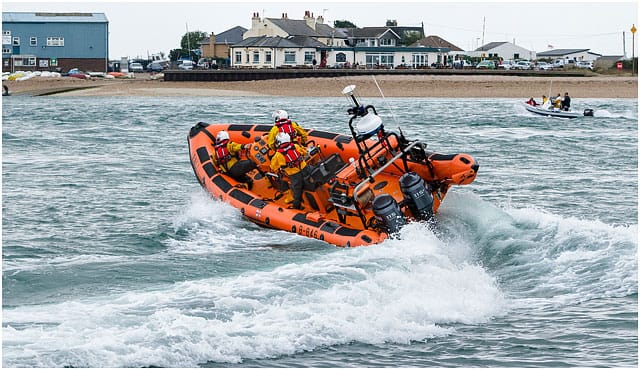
[631,24,636,75]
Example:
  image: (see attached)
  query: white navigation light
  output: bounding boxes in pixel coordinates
[342,85,356,96]
[356,113,383,138]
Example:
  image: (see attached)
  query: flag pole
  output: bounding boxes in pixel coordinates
[631,24,636,76]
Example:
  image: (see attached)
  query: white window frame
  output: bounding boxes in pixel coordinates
[380,38,395,46]
[46,37,64,47]
[2,48,11,54]
[30,37,37,46]
[2,31,11,45]
[27,57,36,66]
[284,51,296,64]
[412,53,428,68]
[265,50,272,63]
[252,50,259,64]
[12,37,20,46]
[234,51,242,64]
[366,52,394,68]
[304,51,315,64]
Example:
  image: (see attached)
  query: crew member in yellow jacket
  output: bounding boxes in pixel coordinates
[212,130,257,189]
[266,109,308,150]
[270,132,309,210]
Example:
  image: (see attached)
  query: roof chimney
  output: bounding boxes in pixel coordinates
[304,10,315,30]
[316,14,324,25]
[251,12,261,29]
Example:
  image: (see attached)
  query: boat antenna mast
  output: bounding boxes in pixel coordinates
[371,75,409,146]
[372,75,399,127]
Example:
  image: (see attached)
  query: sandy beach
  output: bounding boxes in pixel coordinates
[3,73,637,98]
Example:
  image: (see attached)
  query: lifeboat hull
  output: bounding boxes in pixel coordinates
[188,122,478,247]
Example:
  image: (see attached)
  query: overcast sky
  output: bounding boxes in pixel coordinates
[3,0,638,59]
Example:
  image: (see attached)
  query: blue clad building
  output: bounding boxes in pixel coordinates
[2,12,109,72]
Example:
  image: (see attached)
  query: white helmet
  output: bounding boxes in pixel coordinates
[272,109,289,122]
[216,130,229,142]
[275,132,291,146]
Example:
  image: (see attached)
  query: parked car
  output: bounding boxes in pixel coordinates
[453,60,472,69]
[536,61,552,70]
[475,60,496,69]
[513,60,532,70]
[129,62,144,72]
[498,60,515,70]
[553,59,576,68]
[197,58,210,69]
[576,61,594,70]
[178,60,194,70]
[147,62,165,72]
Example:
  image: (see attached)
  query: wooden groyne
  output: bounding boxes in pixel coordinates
[163,68,590,82]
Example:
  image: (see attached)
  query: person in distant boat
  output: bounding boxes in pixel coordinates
[270,132,310,210]
[266,109,308,150]
[212,130,257,189]
[561,92,571,111]
[553,93,562,109]
[540,95,552,109]
[526,97,538,106]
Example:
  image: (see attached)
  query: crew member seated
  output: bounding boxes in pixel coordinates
[212,130,257,189]
[270,132,310,210]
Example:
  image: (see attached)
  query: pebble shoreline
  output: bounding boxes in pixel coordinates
[3,74,637,98]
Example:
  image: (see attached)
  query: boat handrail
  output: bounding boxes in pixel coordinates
[356,131,408,176]
[352,140,423,206]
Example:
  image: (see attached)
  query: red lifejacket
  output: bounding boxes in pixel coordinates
[277,142,303,168]
[214,140,232,165]
[275,119,297,139]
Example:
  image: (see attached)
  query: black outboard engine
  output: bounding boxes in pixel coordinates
[399,172,434,220]
[372,194,406,234]
[583,108,594,117]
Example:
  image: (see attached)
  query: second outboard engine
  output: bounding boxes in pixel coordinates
[399,172,434,220]
[583,108,594,117]
[372,194,405,234]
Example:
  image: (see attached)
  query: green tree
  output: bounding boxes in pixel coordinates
[168,48,183,61]
[334,20,357,28]
[173,31,207,61]
[401,31,423,46]
[181,31,207,51]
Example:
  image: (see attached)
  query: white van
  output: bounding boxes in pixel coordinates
[498,60,515,70]
[197,58,210,69]
[178,60,194,70]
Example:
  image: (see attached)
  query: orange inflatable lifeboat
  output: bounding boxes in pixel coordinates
[187,85,479,247]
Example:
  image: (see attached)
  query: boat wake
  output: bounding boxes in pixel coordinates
[2,190,636,368]
[592,108,637,119]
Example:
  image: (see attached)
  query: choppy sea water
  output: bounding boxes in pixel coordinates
[2,94,637,368]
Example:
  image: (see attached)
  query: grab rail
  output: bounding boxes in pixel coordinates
[350,140,423,226]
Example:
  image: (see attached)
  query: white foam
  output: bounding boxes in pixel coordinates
[2,254,126,273]
[592,109,637,119]
[2,222,505,367]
